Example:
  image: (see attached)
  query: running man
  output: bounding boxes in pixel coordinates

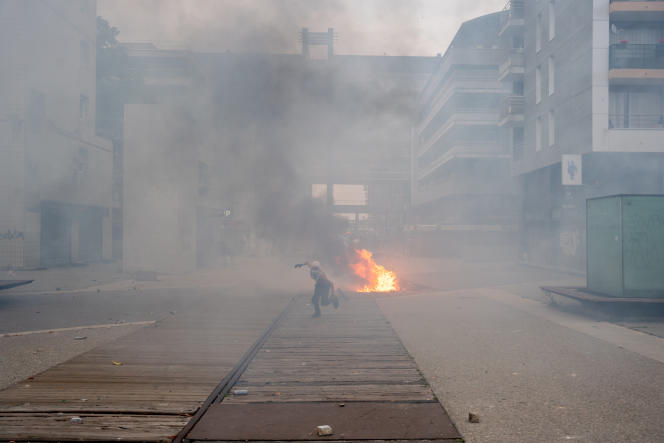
[295,261,339,317]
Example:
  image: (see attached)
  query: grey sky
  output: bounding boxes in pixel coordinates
[98,0,506,56]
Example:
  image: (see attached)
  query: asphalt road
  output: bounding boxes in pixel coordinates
[378,282,664,443]
[0,288,211,333]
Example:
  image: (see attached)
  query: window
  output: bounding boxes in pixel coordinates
[513,80,524,96]
[548,1,556,41]
[548,56,555,95]
[548,111,555,147]
[198,161,209,196]
[80,40,89,64]
[536,14,542,52]
[79,94,89,119]
[536,66,542,104]
[536,116,542,151]
[513,34,524,51]
[78,146,89,173]
[513,126,524,160]
[29,90,45,128]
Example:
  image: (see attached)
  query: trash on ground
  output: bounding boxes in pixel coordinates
[232,389,249,395]
[338,403,345,407]
[112,361,123,366]
[316,425,333,436]
[74,336,87,340]
[468,412,480,423]
[70,416,83,424]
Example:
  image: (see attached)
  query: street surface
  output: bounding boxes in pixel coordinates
[377,256,664,443]
[1,256,663,442]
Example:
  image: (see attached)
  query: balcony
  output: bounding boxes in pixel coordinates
[498,96,525,127]
[498,51,525,82]
[417,143,507,181]
[609,43,664,83]
[499,0,525,37]
[610,0,664,21]
[418,111,500,159]
[609,113,664,128]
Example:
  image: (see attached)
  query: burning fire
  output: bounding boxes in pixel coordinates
[350,249,400,293]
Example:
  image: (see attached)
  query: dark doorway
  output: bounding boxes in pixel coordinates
[40,203,71,267]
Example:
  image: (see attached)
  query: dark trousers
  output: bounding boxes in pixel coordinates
[312,280,331,315]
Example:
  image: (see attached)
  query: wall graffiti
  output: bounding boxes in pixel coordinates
[559,230,580,257]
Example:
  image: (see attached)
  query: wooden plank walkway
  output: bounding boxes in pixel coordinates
[187,296,460,441]
[0,292,292,442]
[226,297,434,404]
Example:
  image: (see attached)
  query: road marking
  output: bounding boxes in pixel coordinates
[1,320,156,337]
[484,288,664,365]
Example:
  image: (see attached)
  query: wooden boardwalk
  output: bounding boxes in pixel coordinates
[186,296,460,442]
[0,292,461,442]
[0,292,291,442]
[228,297,433,403]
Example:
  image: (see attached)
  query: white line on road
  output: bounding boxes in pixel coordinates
[1,320,157,337]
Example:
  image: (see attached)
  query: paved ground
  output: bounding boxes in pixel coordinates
[377,261,664,443]
[0,258,310,395]
[3,255,664,442]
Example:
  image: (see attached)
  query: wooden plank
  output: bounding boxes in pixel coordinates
[223,297,436,405]
[0,413,188,441]
[0,293,295,440]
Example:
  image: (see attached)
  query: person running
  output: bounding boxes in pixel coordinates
[295,261,339,317]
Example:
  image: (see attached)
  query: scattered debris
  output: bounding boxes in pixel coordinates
[70,416,83,424]
[232,389,249,395]
[169,310,177,315]
[468,412,480,423]
[74,336,87,340]
[80,398,88,402]
[27,377,34,381]
[316,425,333,436]
[112,361,123,366]
[274,391,281,396]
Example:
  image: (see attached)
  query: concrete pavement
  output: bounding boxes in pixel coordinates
[377,263,664,443]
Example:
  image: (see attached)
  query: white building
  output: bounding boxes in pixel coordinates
[0,0,113,268]
[504,0,664,271]
[410,13,518,259]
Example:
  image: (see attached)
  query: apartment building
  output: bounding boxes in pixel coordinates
[0,0,113,268]
[504,0,664,271]
[410,12,518,258]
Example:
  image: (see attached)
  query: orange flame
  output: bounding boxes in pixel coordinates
[350,249,400,293]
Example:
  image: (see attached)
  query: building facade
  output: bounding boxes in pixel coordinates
[410,13,519,259]
[0,0,113,268]
[503,0,664,271]
[121,43,437,272]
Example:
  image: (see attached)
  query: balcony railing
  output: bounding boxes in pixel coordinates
[500,0,525,32]
[500,96,525,120]
[609,113,664,128]
[610,43,664,69]
[502,0,525,18]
